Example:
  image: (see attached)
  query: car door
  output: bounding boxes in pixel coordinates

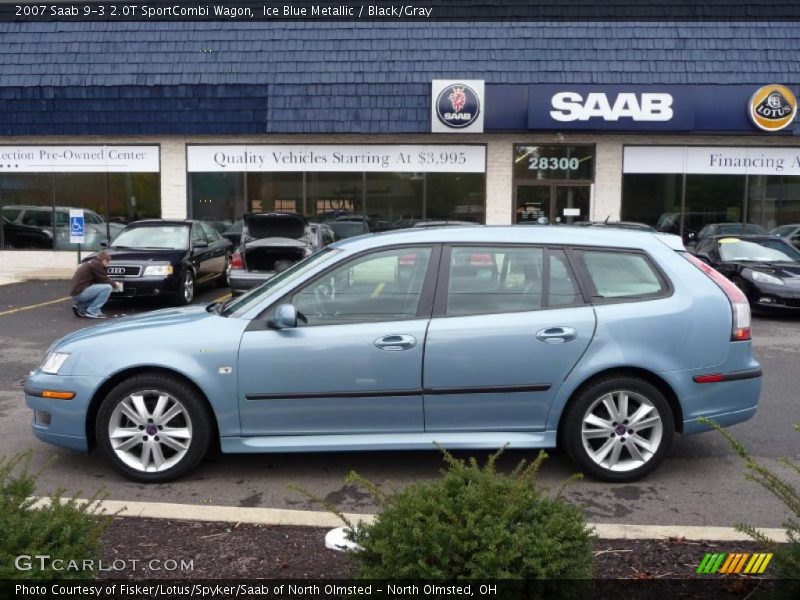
[189,223,214,283]
[236,245,439,435]
[423,245,596,432]
[199,222,228,278]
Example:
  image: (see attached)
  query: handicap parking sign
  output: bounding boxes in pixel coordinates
[69,209,85,244]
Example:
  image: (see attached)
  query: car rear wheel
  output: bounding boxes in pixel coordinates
[96,373,213,483]
[562,376,674,483]
[178,269,195,305]
[217,255,231,288]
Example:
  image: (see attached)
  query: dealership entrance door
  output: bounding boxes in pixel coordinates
[515,183,591,224]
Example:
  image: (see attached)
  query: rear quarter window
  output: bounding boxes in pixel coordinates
[577,250,666,300]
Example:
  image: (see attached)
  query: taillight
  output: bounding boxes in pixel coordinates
[683,253,751,341]
[230,252,244,270]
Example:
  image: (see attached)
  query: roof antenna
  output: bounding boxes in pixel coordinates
[604,215,610,224]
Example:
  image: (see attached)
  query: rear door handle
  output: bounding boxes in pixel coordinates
[374,334,417,351]
[536,327,578,343]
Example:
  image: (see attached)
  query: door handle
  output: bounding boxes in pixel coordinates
[536,327,578,343]
[374,334,417,351]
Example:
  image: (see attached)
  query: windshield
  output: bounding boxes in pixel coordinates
[718,238,800,262]
[221,248,340,317]
[772,225,797,236]
[111,225,189,250]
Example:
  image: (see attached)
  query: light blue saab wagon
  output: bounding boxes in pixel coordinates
[25,226,761,483]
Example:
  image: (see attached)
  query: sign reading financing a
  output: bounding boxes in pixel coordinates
[749,85,797,132]
[431,80,484,133]
[69,209,85,245]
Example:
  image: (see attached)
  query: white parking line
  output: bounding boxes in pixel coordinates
[29,497,788,541]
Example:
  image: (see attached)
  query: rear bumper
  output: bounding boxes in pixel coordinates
[228,270,276,293]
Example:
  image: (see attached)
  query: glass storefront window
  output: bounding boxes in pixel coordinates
[621,174,682,234]
[189,171,486,232]
[1,170,160,251]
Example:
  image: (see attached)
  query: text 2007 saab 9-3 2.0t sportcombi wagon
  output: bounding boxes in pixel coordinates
[25,226,761,483]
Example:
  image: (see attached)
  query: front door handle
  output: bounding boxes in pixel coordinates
[536,327,578,343]
[374,334,417,351]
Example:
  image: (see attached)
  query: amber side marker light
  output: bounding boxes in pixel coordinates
[41,390,75,400]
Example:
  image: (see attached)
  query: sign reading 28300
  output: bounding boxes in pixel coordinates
[529,156,581,171]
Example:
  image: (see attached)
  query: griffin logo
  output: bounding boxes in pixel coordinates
[450,87,467,113]
[749,85,797,132]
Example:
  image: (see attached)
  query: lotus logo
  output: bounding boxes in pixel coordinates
[749,85,797,132]
[436,83,480,129]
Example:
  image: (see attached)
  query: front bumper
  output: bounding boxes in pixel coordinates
[24,372,104,452]
[109,274,181,299]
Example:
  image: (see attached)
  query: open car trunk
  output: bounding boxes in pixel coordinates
[242,239,307,273]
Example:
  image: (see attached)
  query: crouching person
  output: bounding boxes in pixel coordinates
[69,251,119,319]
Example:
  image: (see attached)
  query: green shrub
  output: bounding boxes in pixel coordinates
[338,449,593,579]
[0,452,111,579]
[703,419,800,581]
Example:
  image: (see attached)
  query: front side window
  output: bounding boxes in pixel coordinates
[446,246,546,316]
[578,251,665,299]
[292,247,433,326]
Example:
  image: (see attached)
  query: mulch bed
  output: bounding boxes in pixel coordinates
[100,517,780,581]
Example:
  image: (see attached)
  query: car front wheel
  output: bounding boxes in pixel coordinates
[562,376,674,483]
[178,269,195,305]
[96,373,213,482]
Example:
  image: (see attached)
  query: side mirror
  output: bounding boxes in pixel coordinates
[193,240,208,249]
[268,304,298,329]
[99,240,109,248]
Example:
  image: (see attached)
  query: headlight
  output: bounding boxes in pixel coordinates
[143,265,174,276]
[750,270,784,286]
[40,352,70,375]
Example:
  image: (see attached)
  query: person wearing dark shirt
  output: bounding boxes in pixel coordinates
[69,251,119,318]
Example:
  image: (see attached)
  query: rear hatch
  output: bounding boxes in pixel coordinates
[241,213,310,273]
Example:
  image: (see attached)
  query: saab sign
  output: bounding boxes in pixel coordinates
[550,92,673,122]
[528,86,694,131]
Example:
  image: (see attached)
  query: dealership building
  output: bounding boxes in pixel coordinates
[1,19,799,265]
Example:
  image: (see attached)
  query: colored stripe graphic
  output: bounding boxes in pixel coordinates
[698,552,773,574]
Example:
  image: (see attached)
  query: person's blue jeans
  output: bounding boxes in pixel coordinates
[73,284,112,316]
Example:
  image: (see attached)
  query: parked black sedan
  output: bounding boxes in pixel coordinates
[691,234,800,310]
[92,219,231,305]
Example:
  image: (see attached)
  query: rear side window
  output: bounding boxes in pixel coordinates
[577,250,665,299]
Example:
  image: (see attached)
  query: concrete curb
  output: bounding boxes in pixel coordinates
[31,497,788,542]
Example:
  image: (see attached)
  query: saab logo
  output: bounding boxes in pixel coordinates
[696,552,773,574]
[436,84,480,128]
[550,92,674,122]
[749,85,797,132]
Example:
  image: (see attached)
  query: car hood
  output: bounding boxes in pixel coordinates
[244,213,306,240]
[736,261,800,282]
[54,305,212,349]
[97,248,186,263]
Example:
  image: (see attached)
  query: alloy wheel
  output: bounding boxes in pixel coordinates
[107,390,193,473]
[580,390,663,472]
[183,271,194,303]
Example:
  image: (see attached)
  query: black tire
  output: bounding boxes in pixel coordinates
[176,268,195,305]
[562,376,674,483]
[96,373,213,483]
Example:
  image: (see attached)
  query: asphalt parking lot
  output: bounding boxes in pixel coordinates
[1,279,798,529]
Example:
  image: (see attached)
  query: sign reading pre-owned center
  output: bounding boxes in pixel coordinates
[0,145,159,172]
